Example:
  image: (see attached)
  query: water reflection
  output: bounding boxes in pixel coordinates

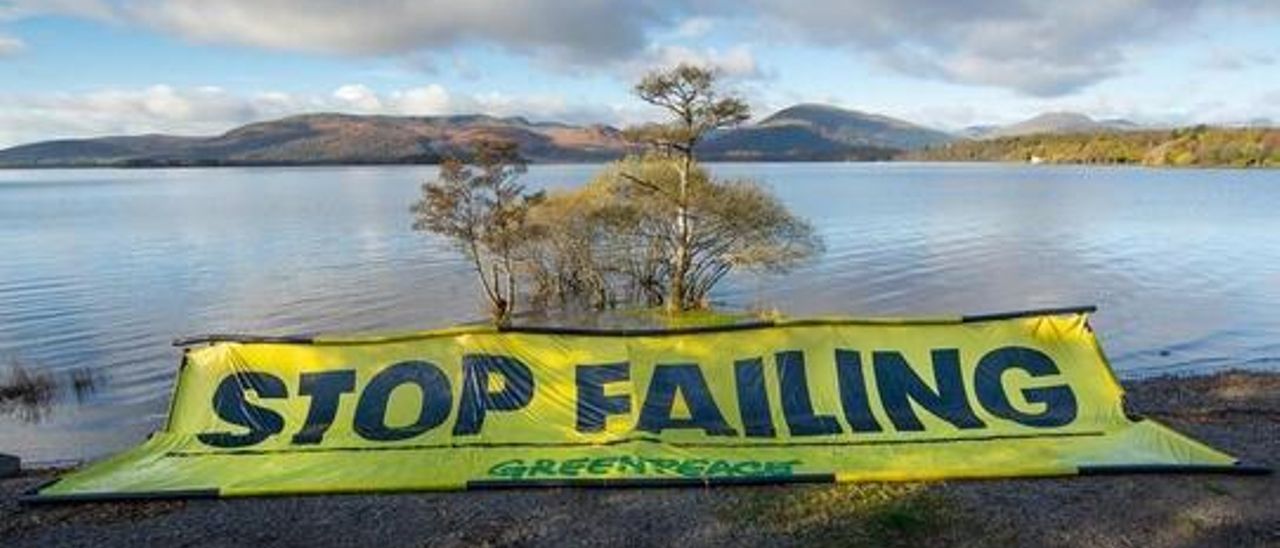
[0,357,101,424]
[0,358,56,423]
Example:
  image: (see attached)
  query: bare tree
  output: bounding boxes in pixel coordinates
[411,140,540,324]
[625,64,750,311]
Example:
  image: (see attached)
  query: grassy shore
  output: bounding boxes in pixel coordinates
[2,370,1276,547]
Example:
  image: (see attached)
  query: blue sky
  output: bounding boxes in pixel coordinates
[0,0,1277,147]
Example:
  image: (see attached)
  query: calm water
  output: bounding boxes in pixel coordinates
[2,163,1278,461]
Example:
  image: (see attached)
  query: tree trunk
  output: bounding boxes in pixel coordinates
[667,150,693,312]
[491,262,509,325]
[468,240,505,324]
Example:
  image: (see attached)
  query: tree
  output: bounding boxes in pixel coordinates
[524,155,822,312]
[410,140,540,324]
[624,64,750,311]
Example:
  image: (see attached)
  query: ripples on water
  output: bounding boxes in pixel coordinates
[1,163,1277,461]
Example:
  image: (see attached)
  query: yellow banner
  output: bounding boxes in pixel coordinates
[31,309,1243,501]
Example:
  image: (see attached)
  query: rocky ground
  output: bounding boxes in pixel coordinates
[2,370,1276,548]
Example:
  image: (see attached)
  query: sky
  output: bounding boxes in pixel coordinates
[0,0,1277,147]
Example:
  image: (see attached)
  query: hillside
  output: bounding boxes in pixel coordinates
[696,124,899,161]
[0,103,957,167]
[908,126,1280,167]
[0,113,630,167]
[698,103,953,161]
[963,112,1142,139]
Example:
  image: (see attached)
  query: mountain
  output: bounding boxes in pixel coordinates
[1100,118,1141,130]
[0,113,630,167]
[985,112,1141,138]
[0,104,959,167]
[700,104,953,161]
[958,125,1001,139]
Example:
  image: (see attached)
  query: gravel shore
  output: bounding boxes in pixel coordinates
[3,370,1276,547]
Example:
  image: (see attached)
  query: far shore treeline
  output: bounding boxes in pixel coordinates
[908,126,1280,167]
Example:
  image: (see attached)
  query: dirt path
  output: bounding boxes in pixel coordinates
[3,371,1276,547]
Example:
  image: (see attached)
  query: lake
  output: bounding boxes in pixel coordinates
[2,162,1278,462]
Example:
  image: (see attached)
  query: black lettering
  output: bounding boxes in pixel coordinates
[975,346,1078,427]
[835,349,883,432]
[874,349,985,431]
[777,351,842,436]
[734,358,776,437]
[354,361,451,441]
[453,354,534,435]
[291,370,356,445]
[637,364,736,436]
[575,362,631,432]
[197,372,287,448]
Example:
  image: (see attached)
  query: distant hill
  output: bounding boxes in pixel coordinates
[958,125,1001,139]
[0,113,632,167]
[0,104,960,167]
[9,105,1274,168]
[697,103,955,161]
[978,112,1142,139]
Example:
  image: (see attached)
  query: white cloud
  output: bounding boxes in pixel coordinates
[392,85,452,115]
[633,44,766,80]
[120,0,677,66]
[744,0,1277,96]
[4,0,1276,99]
[672,17,714,39]
[331,84,383,112]
[0,33,23,56]
[0,85,297,145]
[0,0,114,21]
[0,83,652,147]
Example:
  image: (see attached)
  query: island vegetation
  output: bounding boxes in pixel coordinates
[908,126,1280,167]
[411,64,822,323]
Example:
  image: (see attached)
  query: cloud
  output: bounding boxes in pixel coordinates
[0,33,23,56]
[0,83,649,147]
[117,0,678,66]
[2,0,1277,107]
[672,16,715,39]
[392,85,452,115]
[742,0,1267,96]
[0,0,114,20]
[0,85,295,145]
[1202,49,1277,71]
[632,44,766,80]
[331,84,383,112]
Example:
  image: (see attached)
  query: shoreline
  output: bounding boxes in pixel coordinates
[3,159,1278,170]
[3,369,1276,547]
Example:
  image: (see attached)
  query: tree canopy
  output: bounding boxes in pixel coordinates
[410,140,541,323]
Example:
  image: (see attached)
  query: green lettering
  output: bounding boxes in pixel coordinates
[618,456,645,474]
[705,460,735,477]
[763,460,801,476]
[676,459,708,477]
[587,457,617,475]
[647,458,679,475]
[487,459,528,479]
[559,458,588,477]
[529,459,557,477]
